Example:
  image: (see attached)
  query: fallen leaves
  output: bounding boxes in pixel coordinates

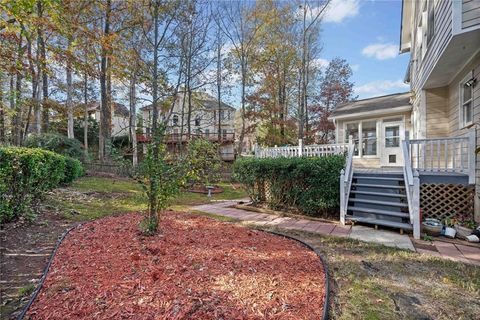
[28,212,325,319]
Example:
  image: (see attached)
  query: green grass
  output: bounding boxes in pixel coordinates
[48,176,247,221]
[17,284,35,297]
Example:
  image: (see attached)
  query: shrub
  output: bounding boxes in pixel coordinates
[233,155,345,217]
[0,147,84,223]
[24,133,84,160]
[184,138,222,186]
[63,156,85,184]
[0,147,66,223]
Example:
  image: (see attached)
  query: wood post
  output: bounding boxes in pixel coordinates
[340,169,345,225]
[413,170,421,239]
[298,139,303,157]
[468,127,476,185]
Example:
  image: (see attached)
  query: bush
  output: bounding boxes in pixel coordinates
[184,139,222,186]
[24,133,84,160]
[63,157,85,184]
[0,147,84,223]
[233,155,345,217]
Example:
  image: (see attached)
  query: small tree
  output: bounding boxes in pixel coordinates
[137,127,184,235]
[184,138,222,187]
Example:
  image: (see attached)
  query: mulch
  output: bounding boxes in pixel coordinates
[27,212,326,319]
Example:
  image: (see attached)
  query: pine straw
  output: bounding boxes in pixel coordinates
[27,212,325,319]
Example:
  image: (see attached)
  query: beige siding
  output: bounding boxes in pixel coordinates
[411,0,453,93]
[462,0,480,29]
[447,53,480,137]
[353,158,381,168]
[426,87,449,138]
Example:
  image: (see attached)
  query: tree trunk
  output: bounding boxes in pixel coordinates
[83,71,89,156]
[216,31,222,142]
[236,59,247,156]
[66,45,74,139]
[13,35,23,146]
[99,0,111,162]
[129,73,138,167]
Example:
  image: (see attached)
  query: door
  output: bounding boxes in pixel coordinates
[381,121,404,167]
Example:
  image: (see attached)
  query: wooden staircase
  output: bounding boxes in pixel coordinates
[345,172,412,232]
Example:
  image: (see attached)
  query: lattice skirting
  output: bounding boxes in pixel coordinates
[420,184,474,221]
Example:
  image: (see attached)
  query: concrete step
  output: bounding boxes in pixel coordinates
[345,215,413,230]
[349,198,408,208]
[347,206,410,218]
[352,183,405,189]
[350,190,407,198]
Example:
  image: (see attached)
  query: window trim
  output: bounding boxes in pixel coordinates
[459,73,474,128]
[343,120,378,158]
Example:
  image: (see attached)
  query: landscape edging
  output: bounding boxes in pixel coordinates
[261,229,331,320]
[17,224,80,320]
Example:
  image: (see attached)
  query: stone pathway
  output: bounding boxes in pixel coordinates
[193,200,480,266]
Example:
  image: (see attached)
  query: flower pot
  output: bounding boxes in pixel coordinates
[422,218,443,237]
[444,227,456,239]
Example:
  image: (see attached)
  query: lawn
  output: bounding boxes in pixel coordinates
[46,176,248,221]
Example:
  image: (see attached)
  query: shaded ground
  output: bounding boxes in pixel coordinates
[27,212,326,319]
[0,176,247,319]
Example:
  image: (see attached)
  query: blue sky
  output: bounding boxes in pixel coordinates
[319,0,410,99]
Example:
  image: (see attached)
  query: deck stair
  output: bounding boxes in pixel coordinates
[346,171,412,232]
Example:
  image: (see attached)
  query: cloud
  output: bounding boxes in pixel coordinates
[311,58,329,70]
[355,79,409,98]
[323,0,360,23]
[362,43,398,60]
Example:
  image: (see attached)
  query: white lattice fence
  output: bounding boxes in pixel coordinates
[420,184,474,221]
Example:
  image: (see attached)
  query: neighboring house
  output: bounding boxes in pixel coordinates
[141,91,236,161]
[87,102,130,137]
[257,1,480,239]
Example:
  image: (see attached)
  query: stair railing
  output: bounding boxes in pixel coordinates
[402,137,421,239]
[340,136,354,225]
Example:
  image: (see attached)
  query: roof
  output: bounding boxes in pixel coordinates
[141,91,236,112]
[87,102,129,117]
[330,92,412,119]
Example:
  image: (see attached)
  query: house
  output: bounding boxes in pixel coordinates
[256,0,480,239]
[140,91,236,161]
[86,102,130,137]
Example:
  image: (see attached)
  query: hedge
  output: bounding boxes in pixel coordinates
[0,147,84,223]
[233,156,345,217]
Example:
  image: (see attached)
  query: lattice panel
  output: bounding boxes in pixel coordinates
[420,184,474,221]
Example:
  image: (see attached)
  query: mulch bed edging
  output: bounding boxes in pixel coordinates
[17,224,80,320]
[25,212,328,319]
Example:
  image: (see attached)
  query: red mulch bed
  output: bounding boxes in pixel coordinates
[27,212,325,319]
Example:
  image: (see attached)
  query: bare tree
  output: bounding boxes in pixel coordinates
[219,1,263,155]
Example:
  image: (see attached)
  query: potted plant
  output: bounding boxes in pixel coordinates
[443,217,457,239]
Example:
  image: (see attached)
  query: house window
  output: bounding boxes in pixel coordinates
[222,129,228,140]
[460,75,473,127]
[345,121,377,157]
[205,129,210,137]
[346,123,359,156]
[385,126,400,148]
[172,115,179,126]
[362,121,377,156]
[195,116,201,127]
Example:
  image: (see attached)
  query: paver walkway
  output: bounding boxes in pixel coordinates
[193,200,480,266]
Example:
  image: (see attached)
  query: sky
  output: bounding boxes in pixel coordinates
[319,0,410,99]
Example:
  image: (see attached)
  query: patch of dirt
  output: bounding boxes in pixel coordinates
[0,209,77,319]
[27,212,326,319]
